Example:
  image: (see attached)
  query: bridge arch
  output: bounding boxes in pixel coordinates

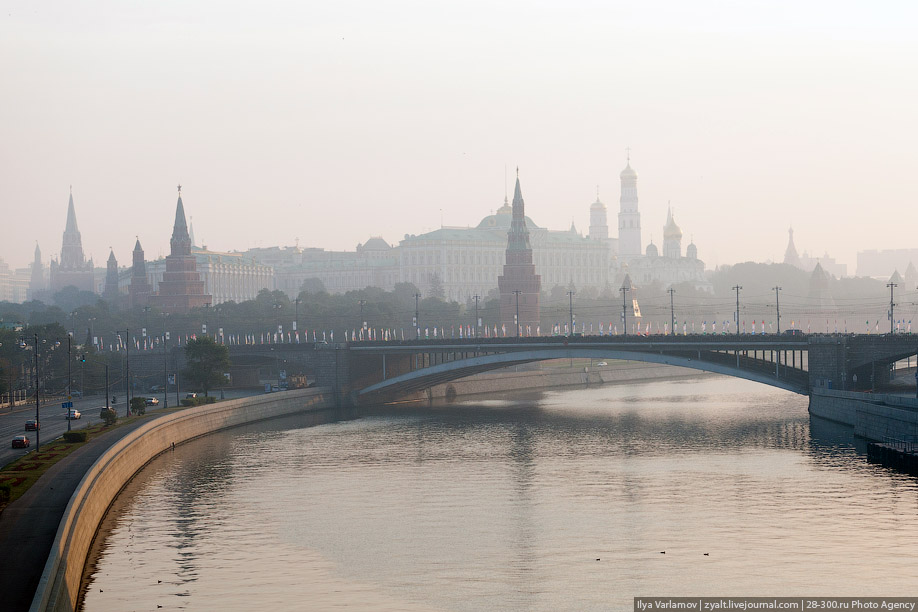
[357,348,808,399]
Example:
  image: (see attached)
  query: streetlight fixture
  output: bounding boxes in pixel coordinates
[567,291,575,337]
[513,290,522,337]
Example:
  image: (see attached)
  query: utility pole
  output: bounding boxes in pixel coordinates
[162,314,169,409]
[887,282,897,334]
[668,288,675,336]
[67,334,72,432]
[358,299,367,338]
[513,290,522,337]
[122,327,130,417]
[620,286,629,336]
[733,285,742,335]
[773,286,782,334]
[414,293,421,339]
[294,297,300,339]
[33,334,40,450]
[567,291,575,336]
[473,294,480,338]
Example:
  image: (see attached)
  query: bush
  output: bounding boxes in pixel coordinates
[100,407,118,426]
[63,431,87,443]
[180,396,213,407]
[0,483,10,503]
[130,397,147,415]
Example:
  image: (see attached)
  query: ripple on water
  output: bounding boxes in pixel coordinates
[82,378,918,611]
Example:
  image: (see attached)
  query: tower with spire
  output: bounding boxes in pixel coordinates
[129,239,153,308]
[151,186,211,313]
[784,227,800,268]
[618,154,641,259]
[50,188,95,293]
[28,243,45,300]
[103,249,120,301]
[498,170,541,333]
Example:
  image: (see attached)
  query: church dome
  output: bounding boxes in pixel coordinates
[686,242,698,260]
[646,242,659,257]
[663,208,682,240]
[620,163,637,180]
[590,196,605,210]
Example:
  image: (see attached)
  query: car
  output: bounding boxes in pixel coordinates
[12,435,30,449]
[595,361,608,366]
[185,393,197,399]
[66,409,82,420]
[145,397,160,406]
[150,385,165,393]
[24,420,40,431]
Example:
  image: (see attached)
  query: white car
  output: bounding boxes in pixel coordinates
[596,361,608,366]
[66,409,82,420]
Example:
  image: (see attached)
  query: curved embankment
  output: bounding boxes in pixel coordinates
[30,388,334,612]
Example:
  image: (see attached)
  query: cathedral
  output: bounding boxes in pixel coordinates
[613,159,710,292]
[49,189,96,293]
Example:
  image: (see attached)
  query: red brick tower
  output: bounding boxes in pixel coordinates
[498,171,541,335]
[152,186,211,313]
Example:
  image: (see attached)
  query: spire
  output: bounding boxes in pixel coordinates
[34,242,41,262]
[134,237,142,251]
[189,216,196,248]
[107,248,117,263]
[65,191,79,234]
[170,186,192,257]
[506,171,532,252]
[783,226,800,267]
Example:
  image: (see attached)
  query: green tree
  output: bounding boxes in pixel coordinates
[183,336,231,397]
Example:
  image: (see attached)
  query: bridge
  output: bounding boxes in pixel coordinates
[309,333,918,406]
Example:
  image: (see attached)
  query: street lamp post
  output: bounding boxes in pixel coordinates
[67,334,72,432]
[733,286,743,335]
[567,291,575,336]
[513,290,522,337]
[414,293,421,339]
[620,286,629,336]
[888,282,897,334]
[472,294,480,338]
[668,288,675,336]
[773,286,782,334]
[358,300,366,338]
[162,314,169,409]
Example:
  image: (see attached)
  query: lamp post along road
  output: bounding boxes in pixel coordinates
[773,286,782,334]
[67,334,72,432]
[620,286,629,336]
[668,288,675,336]
[733,286,742,335]
[473,294,480,338]
[513,290,522,337]
[887,282,897,334]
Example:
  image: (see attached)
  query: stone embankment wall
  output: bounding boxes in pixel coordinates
[427,362,705,400]
[32,388,333,612]
[809,389,918,441]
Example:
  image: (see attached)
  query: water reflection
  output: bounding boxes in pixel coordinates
[83,378,918,612]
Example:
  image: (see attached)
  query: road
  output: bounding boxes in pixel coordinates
[0,389,261,468]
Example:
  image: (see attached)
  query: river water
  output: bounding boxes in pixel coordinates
[81,377,918,611]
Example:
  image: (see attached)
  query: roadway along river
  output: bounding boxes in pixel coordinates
[81,377,918,611]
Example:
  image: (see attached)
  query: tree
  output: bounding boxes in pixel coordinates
[183,336,231,397]
[428,273,445,300]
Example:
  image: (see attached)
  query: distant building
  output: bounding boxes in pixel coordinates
[0,257,29,303]
[613,161,710,292]
[498,173,541,332]
[129,239,153,308]
[103,249,120,302]
[49,190,95,293]
[28,244,46,301]
[782,228,847,278]
[150,187,212,313]
[617,159,642,258]
[857,248,918,280]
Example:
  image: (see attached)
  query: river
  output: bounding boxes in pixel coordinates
[80,377,918,611]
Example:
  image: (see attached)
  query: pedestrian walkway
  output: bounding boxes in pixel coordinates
[0,416,160,612]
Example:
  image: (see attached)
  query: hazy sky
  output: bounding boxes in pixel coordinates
[2,0,917,274]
